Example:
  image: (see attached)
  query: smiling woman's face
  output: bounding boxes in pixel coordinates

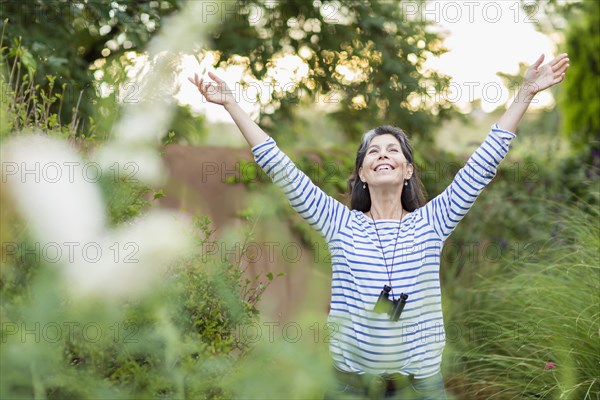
[358,134,413,189]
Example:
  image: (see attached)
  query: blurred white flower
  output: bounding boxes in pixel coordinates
[93,142,167,186]
[2,134,194,299]
[64,210,193,298]
[2,133,106,245]
[98,1,217,186]
[1,1,219,299]
[146,1,217,56]
[112,103,176,145]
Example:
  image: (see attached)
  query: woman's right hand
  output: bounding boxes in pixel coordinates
[188,71,235,107]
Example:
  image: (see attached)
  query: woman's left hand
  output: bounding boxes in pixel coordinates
[523,53,570,96]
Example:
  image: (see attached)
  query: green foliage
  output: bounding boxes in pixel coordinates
[98,173,152,226]
[1,211,267,399]
[3,0,457,143]
[522,0,585,36]
[439,146,599,314]
[164,105,209,146]
[519,0,599,157]
[0,44,271,400]
[433,123,600,399]
[447,204,600,399]
[219,313,339,400]
[1,38,152,227]
[559,0,600,155]
[3,3,598,398]
[0,38,84,139]
[210,0,456,140]
[258,104,347,150]
[0,1,182,130]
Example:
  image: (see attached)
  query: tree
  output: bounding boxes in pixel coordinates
[0,0,182,131]
[520,0,599,157]
[559,0,600,156]
[2,0,455,141]
[204,0,455,140]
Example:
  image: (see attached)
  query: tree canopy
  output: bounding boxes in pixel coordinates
[1,0,181,129]
[2,0,456,141]
[519,0,599,158]
[210,0,454,140]
[559,0,600,155]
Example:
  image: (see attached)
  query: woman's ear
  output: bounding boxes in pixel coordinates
[358,166,365,183]
[406,163,414,180]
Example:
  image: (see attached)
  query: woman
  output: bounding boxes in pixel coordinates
[189,53,569,399]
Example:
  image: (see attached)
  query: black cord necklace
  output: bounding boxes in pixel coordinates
[369,208,404,300]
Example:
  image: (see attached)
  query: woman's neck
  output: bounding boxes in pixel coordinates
[368,188,405,220]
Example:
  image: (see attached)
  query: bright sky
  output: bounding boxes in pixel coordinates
[423,0,557,112]
[175,0,558,122]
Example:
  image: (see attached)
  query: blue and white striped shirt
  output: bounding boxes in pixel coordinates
[251,124,516,378]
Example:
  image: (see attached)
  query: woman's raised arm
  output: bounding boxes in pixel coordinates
[421,53,569,241]
[188,71,269,147]
[497,53,569,133]
[188,71,352,242]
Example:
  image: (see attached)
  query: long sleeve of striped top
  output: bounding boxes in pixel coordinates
[251,138,353,242]
[251,124,516,378]
[421,124,517,241]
